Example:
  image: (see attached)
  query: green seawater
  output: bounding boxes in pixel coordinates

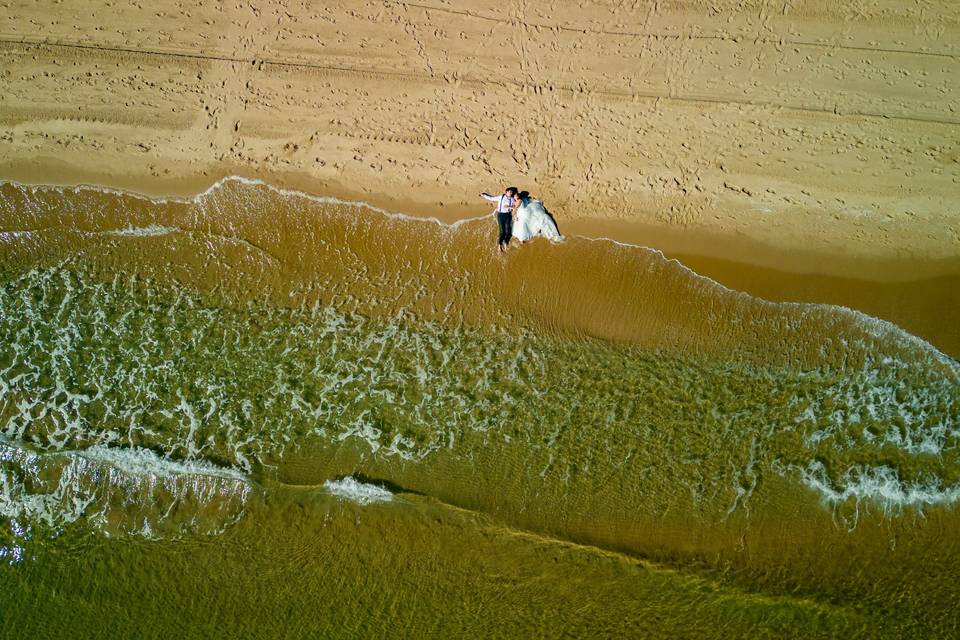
[1,179,959,638]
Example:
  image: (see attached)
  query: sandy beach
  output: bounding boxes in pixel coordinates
[3,4,960,637]
[0,0,958,352]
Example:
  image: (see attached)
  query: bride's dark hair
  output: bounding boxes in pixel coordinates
[518,190,530,200]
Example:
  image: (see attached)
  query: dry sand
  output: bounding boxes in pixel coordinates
[0,0,958,350]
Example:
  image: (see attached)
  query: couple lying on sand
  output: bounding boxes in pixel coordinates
[480,186,562,252]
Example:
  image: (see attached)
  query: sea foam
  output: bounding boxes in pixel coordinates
[0,438,253,545]
[323,477,393,505]
[799,459,960,511]
[104,224,179,237]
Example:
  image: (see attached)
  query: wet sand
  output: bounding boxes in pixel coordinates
[3,169,957,356]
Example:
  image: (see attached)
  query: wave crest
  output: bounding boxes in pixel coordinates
[0,438,253,551]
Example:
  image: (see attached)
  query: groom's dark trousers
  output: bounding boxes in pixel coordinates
[497,211,513,247]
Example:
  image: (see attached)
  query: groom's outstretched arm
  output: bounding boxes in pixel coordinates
[480,192,500,202]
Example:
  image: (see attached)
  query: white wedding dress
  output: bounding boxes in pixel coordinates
[512,198,562,242]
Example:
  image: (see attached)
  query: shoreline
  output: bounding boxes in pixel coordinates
[3,0,957,349]
[4,161,958,280]
[3,170,958,357]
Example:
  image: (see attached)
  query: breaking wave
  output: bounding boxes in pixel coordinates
[0,437,252,551]
[324,477,394,505]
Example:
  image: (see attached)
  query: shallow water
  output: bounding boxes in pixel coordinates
[1,178,958,637]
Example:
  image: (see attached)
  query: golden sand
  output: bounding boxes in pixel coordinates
[1,1,957,265]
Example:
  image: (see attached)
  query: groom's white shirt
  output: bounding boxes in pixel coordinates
[482,193,514,214]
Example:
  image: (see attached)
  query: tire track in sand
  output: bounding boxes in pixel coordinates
[382,0,959,60]
[2,38,958,127]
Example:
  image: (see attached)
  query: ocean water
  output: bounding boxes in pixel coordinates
[0,178,958,638]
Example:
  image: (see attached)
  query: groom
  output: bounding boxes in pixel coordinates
[480,186,518,252]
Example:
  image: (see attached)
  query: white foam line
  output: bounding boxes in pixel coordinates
[799,460,960,510]
[323,476,393,505]
[209,175,490,230]
[2,176,956,369]
[0,176,487,230]
[0,435,250,484]
[0,230,34,239]
[77,445,250,483]
[0,437,253,542]
[569,235,958,368]
[103,224,180,237]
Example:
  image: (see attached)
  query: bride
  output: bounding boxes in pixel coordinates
[511,191,562,243]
